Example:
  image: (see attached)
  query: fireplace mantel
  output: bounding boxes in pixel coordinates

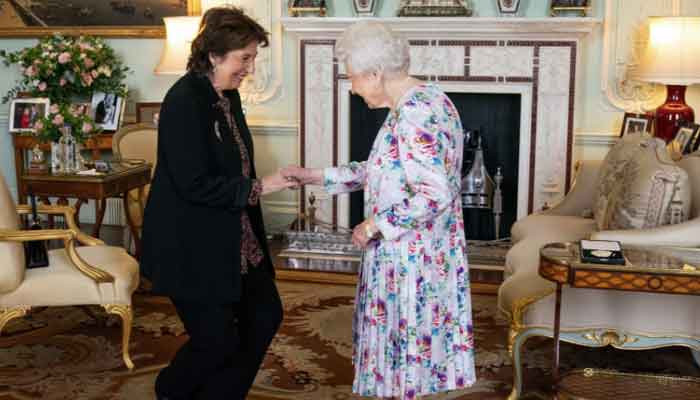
[281,17,601,38]
[284,16,601,227]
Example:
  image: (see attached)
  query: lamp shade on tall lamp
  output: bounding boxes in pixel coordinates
[635,17,700,142]
[154,16,201,75]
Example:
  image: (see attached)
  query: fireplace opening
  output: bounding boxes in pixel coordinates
[348,91,521,240]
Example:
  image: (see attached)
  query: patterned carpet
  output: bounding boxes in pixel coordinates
[0,281,697,399]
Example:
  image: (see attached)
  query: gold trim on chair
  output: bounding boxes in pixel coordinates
[102,304,134,370]
[0,306,31,335]
[16,204,105,246]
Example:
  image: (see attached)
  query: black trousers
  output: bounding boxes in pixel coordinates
[155,265,283,399]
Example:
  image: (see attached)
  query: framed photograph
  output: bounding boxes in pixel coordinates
[90,92,125,132]
[0,0,201,38]
[620,112,654,137]
[9,97,50,133]
[136,102,162,124]
[679,122,700,154]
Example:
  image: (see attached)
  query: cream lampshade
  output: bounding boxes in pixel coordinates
[634,17,700,142]
[154,16,201,75]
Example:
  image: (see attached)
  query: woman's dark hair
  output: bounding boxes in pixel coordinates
[187,6,269,74]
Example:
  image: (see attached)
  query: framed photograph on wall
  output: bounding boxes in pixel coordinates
[90,92,125,132]
[9,97,50,133]
[136,102,162,124]
[620,112,654,137]
[679,122,700,154]
[0,0,201,38]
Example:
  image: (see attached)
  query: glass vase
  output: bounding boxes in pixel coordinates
[50,141,63,174]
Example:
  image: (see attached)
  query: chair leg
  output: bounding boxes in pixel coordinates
[0,306,31,335]
[102,304,134,370]
[507,327,533,400]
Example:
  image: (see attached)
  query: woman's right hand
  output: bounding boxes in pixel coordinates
[280,166,323,186]
[261,170,299,195]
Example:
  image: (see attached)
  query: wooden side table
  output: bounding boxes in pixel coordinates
[13,133,113,204]
[20,162,151,258]
[539,242,700,397]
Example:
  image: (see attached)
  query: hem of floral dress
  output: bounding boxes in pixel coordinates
[352,378,478,398]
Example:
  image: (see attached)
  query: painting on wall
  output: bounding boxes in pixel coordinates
[0,0,201,38]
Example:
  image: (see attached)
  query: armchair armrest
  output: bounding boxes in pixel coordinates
[16,204,105,246]
[544,160,603,217]
[0,228,115,284]
[591,217,700,247]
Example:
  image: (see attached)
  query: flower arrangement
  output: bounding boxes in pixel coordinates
[0,35,129,104]
[34,103,101,144]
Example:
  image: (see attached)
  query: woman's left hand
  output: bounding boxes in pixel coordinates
[352,218,378,248]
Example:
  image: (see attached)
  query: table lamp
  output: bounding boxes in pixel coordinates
[154,16,201,75]
[635,17,700,143]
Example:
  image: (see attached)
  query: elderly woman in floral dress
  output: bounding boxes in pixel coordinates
[283,21,475,399]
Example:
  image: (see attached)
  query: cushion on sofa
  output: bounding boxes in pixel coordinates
[593,132,653,230]
[604,138,691,230]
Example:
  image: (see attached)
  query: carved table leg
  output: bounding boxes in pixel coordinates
[93,198,107,239]
[73,198,85,229]
[40,197,54,228]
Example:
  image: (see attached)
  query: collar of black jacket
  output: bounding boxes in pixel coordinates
[186,71,238,107]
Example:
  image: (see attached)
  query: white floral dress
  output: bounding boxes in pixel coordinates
[323,83,476,399]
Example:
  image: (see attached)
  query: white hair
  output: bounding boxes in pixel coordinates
[334,21,410,77]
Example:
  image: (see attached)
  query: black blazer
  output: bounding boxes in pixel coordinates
[140,72,273,303]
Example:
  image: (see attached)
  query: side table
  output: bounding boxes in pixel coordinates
[539,242,700,398]
[13,133,113,204]
[20,162,151,258]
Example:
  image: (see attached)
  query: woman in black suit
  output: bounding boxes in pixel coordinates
[140,7,295,399]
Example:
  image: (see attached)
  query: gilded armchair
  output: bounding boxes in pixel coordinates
[0,172,139,370]
[111,122,157,254]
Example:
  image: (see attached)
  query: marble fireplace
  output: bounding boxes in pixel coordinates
[281,17,600,230]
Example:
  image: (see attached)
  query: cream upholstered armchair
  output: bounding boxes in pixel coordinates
[498,137,700,399]
[0,172,139,369]
[112,122,157,253]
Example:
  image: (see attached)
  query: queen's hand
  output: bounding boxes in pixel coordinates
[280,166,323,186]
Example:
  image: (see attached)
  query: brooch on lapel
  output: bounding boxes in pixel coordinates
[214,121,223,142]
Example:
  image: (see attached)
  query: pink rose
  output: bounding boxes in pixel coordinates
[84,57,94,68]
[38,82,47,91]
[58,52,71,64]
[81,122,93,133]
[50,104,59,113]
[24,66,36,77]
[81,72,93,86]
[59,78,67,86]
[34,121,44,131]
[52,114,64,126]
[78,42,93,51]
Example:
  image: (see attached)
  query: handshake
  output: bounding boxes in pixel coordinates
[260,166,323,195]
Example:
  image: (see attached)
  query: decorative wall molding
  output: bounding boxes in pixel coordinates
[574,132,619,147]
[206,0,284,105]
[600,0,680,112]
[247,123,298,136]
[281,17,601,38]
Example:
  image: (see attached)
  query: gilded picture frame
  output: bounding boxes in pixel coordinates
[0,0,201,38]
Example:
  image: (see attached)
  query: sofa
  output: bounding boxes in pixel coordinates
[498,134,700,399]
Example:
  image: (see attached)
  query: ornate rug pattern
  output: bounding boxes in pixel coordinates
[0,281,697,399]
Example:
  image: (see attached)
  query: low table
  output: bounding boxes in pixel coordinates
[539,242,700,399]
